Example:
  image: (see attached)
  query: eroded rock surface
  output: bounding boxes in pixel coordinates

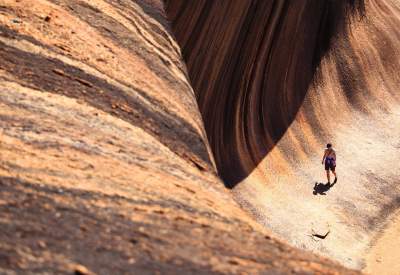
[0,0,359,274]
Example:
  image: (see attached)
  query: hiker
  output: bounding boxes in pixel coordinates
[321,143,337,184]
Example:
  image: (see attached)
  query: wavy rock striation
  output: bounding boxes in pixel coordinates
[166,0,400,271]
[166,0,368,186]
[0,0,360,274]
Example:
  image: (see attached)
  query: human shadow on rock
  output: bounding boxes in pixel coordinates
[313,182,336,196]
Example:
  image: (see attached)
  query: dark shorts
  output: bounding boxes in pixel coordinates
[325,161,336,172]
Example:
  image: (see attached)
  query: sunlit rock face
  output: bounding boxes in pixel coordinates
[0,0,360,274]
[166,0,400,270]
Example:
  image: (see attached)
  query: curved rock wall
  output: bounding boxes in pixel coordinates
[166,0,366,187]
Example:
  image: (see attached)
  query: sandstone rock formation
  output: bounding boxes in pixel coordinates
[0,0,360,274]
[166,0,400,272]
[0,0,397,274]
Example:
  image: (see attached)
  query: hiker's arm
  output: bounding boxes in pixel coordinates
[321,150,327,164]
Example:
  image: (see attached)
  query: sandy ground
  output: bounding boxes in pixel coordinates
[363,211,400,275]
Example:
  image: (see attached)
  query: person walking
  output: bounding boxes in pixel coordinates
[322,143,337,184]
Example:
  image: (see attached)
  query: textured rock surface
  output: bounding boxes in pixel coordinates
[166,0,400,271]
[0,0,360,274]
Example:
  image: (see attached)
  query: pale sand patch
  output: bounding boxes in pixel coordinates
[363,212,400,275]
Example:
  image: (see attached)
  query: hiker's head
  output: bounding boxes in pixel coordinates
[326,143,332,148]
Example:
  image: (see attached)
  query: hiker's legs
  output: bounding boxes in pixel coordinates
[331,165,337,178]
[332,168,337,183]
[326,170,331,183]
